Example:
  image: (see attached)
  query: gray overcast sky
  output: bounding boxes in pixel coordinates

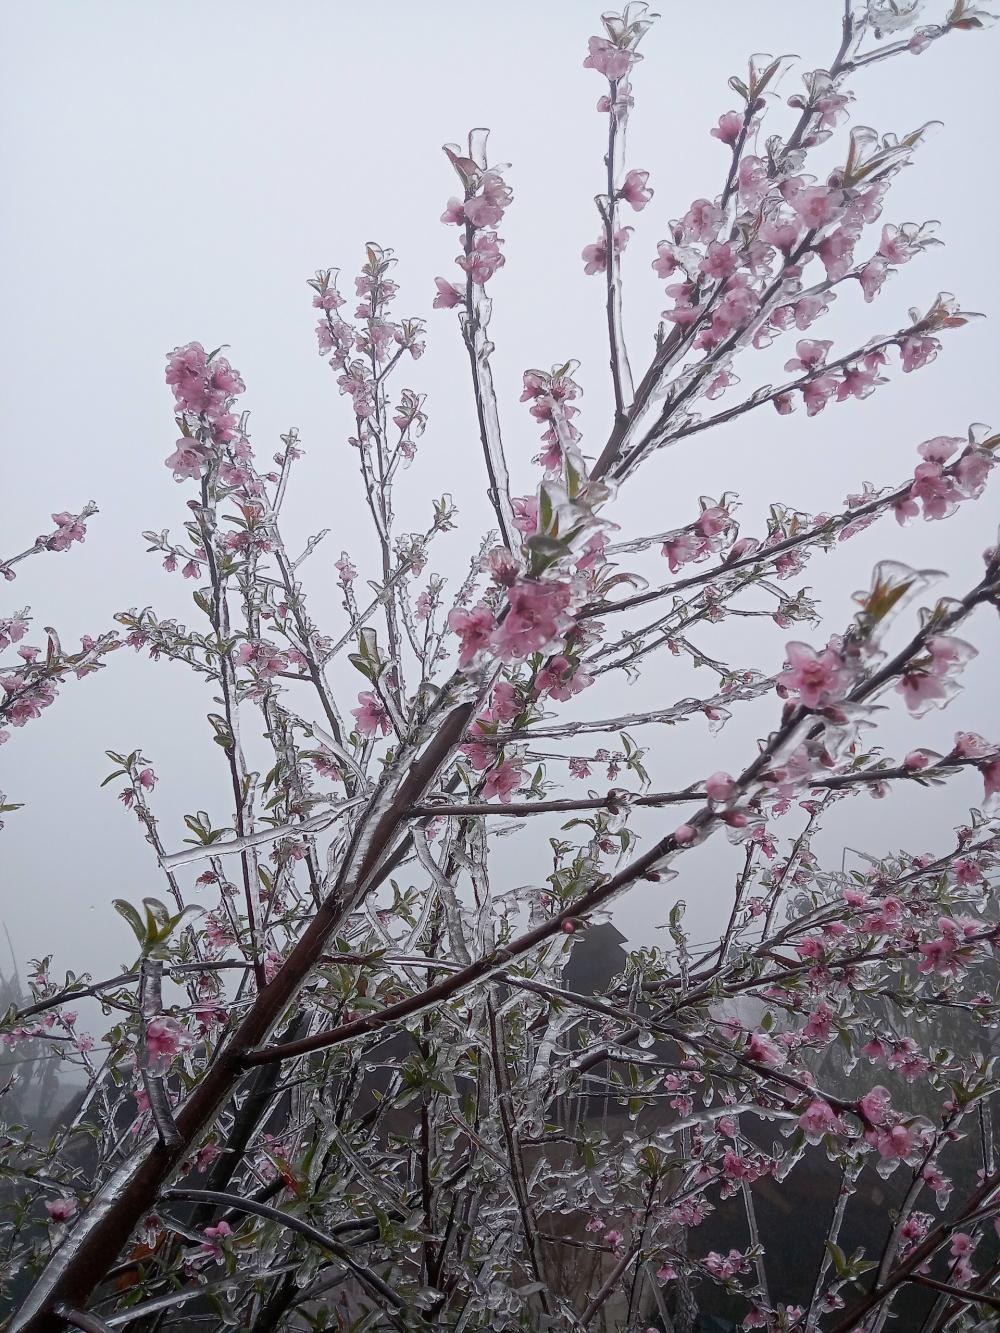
[2,2,998,991]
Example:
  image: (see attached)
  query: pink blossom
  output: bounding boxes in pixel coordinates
[954,448,994,498]
[710,276,758,335]
[440,198,465,226]
[980,753,1000,808]
[802,372,842,416]
[576,532,607,572]
[788,185,843,229]
[878,223,917,264]
[917,917,972,977]
[581,226,632,275]
[460,741,493,772]
[488,681,521,722]
[705,369,737,400]
[673,824,697,845]
[952,857,982,886]
[448,604,496,668]
[736,156,768,206]
[873,1123,922,1161]
[145,1016,189,1073]
[457,232,505,285]
[47,513,88,551]
[894,492,920,525]
[703,1248,749,1280]
[798,1098,842,1144]
[164,439,210,483]
[334,554,357,586]
[661,530,707,572]
[166,342,244,423]
[909,461,962,520]
[817,225,859,281]
[759,217,802,254]
[619,169,652,211]
[463,171,512,228]
[803,1000,834,1040]
[433,278,464,309]
[705,771,736,802]
[597,82,635,115]
[490,579,573,662]
[483,760,523,803]
[779,640,849,709]
[837,362,880,401]
[583,36,637,81]
[911,750,941,778]
[953,731,996,760]
[45,1196,78,1223]
[535,655,593,702]
[201,1220,233,1255]
[652,241,680,278]
[784,339,833,374]
[794,295,832,331]
[859,1085,892,1127]
[699,241,739,281]
[896,635,976,715]
[662,281,701,327]
[511,496,539,536]
[747,1031,785,1067]
[165,341,209,410]
[711,111,743,145]
[899,334,939,373]
[680,198,722,243]
[0,616,29,652]
[858,257,889,303]
[352,691,391,738]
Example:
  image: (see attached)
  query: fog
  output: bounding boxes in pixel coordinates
[2,1,997,1005]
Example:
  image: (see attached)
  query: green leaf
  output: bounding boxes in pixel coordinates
[113,899,146,946]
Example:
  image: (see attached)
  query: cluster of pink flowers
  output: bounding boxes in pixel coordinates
[310,251,425,429]
[660,501,734,572]
[520,365,584,469]
[459,683,523,771]
[858,1085,928,1163]
[0,613,29,652]
[916,914,987,977]
[534,654,592,702]
[894,432,995,524]
[161,547,204,579]
[1,672,57,731]
[434,142,513,307]
[164,343,245,485]
[40,511,89,553]
[701,1248,751,1281]
[637,79,957,426]
[798,1097,843,1145]
[449,578,575,669]
[482,758,524,803]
